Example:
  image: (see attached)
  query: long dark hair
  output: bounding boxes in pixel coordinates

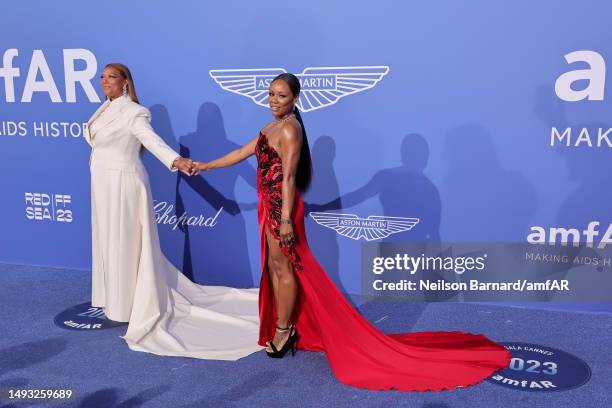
[272,73,312,191]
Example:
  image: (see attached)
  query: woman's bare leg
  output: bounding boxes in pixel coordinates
[265,227,297,351]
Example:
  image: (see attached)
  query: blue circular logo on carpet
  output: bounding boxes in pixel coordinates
[487,342,591,391]
[54,302,127,330]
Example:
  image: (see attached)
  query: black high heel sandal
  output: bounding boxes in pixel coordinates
[266,325,298,358]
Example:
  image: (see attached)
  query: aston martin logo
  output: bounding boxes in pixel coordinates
[309,212,419,241]
[209,66,389,112]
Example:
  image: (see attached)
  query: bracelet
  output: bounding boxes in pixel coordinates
[280,219,292,225]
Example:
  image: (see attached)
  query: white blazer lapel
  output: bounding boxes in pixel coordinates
[87,96,130,141]
[85,99,110,146]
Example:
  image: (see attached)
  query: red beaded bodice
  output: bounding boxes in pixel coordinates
[255,131,302,270]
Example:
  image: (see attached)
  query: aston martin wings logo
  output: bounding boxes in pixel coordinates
[309,212,419,241]
[209,66,389,112]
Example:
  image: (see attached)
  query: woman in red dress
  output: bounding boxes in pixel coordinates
[192,73,510,391]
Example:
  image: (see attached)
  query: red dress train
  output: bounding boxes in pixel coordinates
[255,132,510,391]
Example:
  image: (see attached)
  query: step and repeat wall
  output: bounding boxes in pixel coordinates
[1,2,610,295]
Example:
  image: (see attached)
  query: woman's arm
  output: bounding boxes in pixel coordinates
[279,123,302,246]
[193,135,259,173]
[131,106,192,174]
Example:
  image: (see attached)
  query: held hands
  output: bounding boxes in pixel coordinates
[173,157,195,176]
[172,158,213,176]
[190,161,213,176]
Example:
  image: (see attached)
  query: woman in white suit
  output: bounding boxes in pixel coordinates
[84,63,262,360]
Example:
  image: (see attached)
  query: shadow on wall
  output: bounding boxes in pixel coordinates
[143,104,187,277]
[440,124,542,302]
[309,133,442,242]
[303,136,343,292]
[146,102,256,287]
[441,124,537,242]
[529,85,612,307]
[306,134,442,297]
[178,102,257,287]
[534,84,612,228]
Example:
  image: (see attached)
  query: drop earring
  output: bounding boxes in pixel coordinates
[123,84,128,97]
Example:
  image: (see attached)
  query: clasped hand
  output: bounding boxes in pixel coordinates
[172,158,211,176]
[279,223,295,247]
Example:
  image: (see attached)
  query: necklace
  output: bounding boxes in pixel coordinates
[275,113,294,124]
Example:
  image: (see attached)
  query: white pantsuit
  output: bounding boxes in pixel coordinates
[85,96,262,360]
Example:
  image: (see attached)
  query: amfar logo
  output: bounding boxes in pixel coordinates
[0,48,101,103]
[54,302,126,331]
[527,221,611,249]
[550,50,611,148]
[209,66,389,112]
[555,50,605,102]
[309,212,419,241]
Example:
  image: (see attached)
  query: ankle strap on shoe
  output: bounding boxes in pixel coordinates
[276,325,291,332]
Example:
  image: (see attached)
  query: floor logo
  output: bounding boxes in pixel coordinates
[54,302,127,330]
[309,212,419,241]
[487,342,591,391]
[209,66,389,112]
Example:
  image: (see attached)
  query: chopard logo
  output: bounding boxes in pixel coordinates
[154,201,222,230]
[209,66,389,112]
[309,212,419,241]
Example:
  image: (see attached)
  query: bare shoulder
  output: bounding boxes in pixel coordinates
[260,121,274,135]
[279,118,302,145]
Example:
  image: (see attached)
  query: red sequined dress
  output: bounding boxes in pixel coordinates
[255,131,510,391]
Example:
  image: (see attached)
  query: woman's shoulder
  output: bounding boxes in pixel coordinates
[279,117,301,141]
[123,99,149,117]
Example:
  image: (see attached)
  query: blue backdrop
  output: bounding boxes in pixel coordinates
[1,1,610,295]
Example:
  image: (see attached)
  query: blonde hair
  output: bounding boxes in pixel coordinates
[104,63,139,104]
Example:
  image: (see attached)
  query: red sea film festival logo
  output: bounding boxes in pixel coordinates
[25,192,73,223]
